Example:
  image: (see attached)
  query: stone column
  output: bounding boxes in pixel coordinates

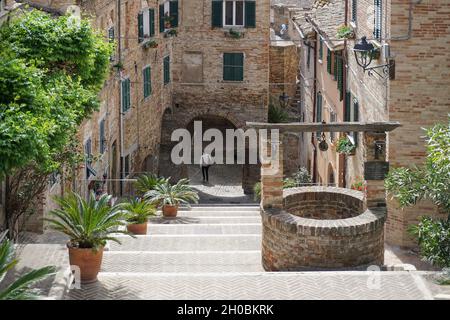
[260,133,284,209]
[363,132,388,210]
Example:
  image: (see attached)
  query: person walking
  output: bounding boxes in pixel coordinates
[200,152,214,182]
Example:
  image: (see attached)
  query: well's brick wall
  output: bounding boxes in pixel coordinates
[262,187,385,271]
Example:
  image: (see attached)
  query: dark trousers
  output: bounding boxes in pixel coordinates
[201,166,210,181]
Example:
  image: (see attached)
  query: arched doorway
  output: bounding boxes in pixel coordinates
[159,112,258,203]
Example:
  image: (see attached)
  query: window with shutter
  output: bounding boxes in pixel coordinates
[307,45,311,69]
[319,38,323,61]
[245,1,256,28]
[352,98,359,145]
[327,49,332,74]
[138,12,144,43]
[212,0,223,28]
[351,0,357,24]
[374,0,382,41]
[164,56,170,84]
[224,1,245,27]
[170,1,179,28]
[159,4,165,32]
[85,138,92,178]
[223,52,244,81]
[99,119,106,154]
[333,52,338,80]
[143,66,152,98]
[316,92,323,138]
[344,92,351,122]
[121,78,131,112]
[336,53,344,101]
[108,27,115,42]
[149,9,155,37]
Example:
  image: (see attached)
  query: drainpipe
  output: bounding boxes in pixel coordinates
[341,0,349,188]
[311,33,317,184]
[117,0,124,196]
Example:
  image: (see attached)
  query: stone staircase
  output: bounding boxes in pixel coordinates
[63,205,434,300]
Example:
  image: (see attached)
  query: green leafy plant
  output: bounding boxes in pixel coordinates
[46,192,131,250]
[134,174,169,196]
[253,182,261,201]
[227,28,243,39]
[144,179,199,207]
[386,116,450,268]
[336,25,354,39]
[292,167,312,186]
[0,234,56,300]
[164,28,177,38]
[143,39,158,49]
[283,178,297,189]
[336,136,356,155]
[268,103,289,123]
[119,198,157,224]
[0,10,112,239]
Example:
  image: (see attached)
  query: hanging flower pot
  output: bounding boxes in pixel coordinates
[336,135,356,155]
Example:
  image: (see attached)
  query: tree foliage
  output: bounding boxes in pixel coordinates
[385,116,450,267]
[0,9,112,178]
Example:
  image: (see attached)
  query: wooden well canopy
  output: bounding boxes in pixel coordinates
[246,121,401,133]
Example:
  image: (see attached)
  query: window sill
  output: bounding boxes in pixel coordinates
[370,39,382,49]
[220,80,245,83]
[350,21,357,29]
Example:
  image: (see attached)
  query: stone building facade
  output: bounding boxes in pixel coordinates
[289,0,450,248]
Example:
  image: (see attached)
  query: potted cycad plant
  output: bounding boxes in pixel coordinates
[46,192,131,283]
[134,174,169,196]
[144,179,199,218]
[119,198,156,235]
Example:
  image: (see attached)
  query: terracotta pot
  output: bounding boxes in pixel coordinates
[162,204,178,218]
[68,244,104,283]
[127,222,148,235]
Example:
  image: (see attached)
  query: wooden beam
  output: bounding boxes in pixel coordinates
[246,122,401,133]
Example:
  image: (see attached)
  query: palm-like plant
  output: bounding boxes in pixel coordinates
[119,198,157,224]
[134,174,169,196]
[46,192,131,250]
[144,178,199,207]
[0,234,56,300]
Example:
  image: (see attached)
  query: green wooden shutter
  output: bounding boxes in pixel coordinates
[245,1,256,28]
[170,1,179,28]
[122,79,130,112]
[353,99,359,145]
[149,9,155,37]
[164,56,170,84]
[333,52,338,80]
[316,93,322,123]
[344,92,351,122]
[352,0,357,23]
[212,0,223,28]
[99,119,105,154]
[327,49,331,74]
[143,66,151,98]
[316,92,322,138]
[319,38,323,60]
[337,54,344,101]
[223,53,243,81]
[138,12,144,43]
[159,4,165,32]
[108,27,115,42]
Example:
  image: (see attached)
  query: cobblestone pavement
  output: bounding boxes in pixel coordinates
[187,164,256,204]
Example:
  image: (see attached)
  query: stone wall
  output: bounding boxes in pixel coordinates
[262,187,385,271]
[269,40,298,100]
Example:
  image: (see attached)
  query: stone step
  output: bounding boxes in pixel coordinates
[149,216,261,224]
[147,223,262,235]
[101,251,263,273]
[65,272,432,300]
[109,234,261,252]
[161,210,260,217]
[183,206,259,212]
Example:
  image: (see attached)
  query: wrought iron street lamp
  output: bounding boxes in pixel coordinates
[353,36,395,79]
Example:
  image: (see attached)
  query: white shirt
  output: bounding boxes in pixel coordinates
[200,154,214,167]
